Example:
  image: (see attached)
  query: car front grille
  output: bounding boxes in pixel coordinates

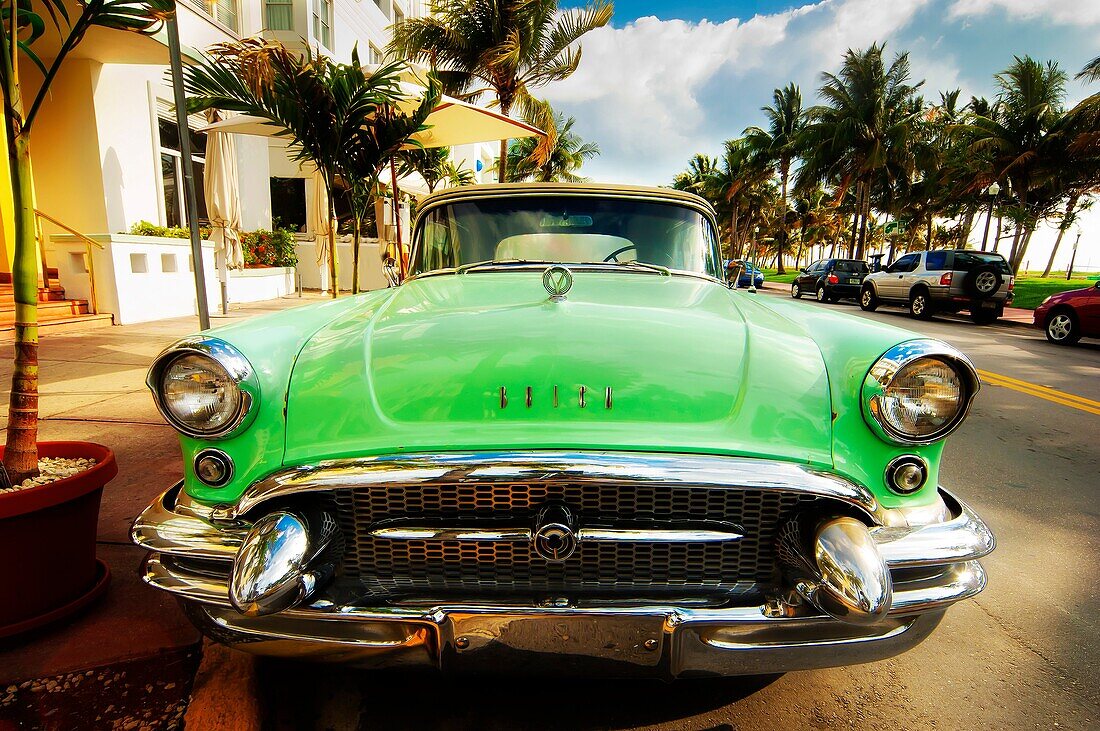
[329,481,834,601]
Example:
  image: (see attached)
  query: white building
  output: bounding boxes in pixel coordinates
[4,0,498,326]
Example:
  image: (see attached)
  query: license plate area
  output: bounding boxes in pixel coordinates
[981,300,996,309]
[443,611,667,673]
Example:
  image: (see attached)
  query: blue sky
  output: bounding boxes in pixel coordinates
[548,1,1100,269]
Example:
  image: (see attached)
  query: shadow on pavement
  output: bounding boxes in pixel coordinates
[258,659,781,731]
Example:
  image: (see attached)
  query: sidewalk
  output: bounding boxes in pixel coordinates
[0,293,324,729]
[756,279,1035,328]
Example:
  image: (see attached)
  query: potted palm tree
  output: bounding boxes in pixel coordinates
[0,0,172,637]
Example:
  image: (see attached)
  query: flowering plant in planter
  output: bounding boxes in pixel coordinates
[0,0,174,636]
[242,228,298,268]
[128,219,213,240]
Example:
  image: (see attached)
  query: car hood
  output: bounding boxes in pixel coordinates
[283,271,834,465]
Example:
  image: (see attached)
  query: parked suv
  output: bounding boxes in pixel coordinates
[860,250,1014,324]
[792,258,869,302]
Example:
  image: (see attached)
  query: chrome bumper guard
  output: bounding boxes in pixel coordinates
[132,455,993,676]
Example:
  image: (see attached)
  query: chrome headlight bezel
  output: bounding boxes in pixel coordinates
[862,340,980,445]
[147,337,259,439]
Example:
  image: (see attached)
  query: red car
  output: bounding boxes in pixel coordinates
[1033,281,1100,344]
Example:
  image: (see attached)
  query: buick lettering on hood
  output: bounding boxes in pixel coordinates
[133,184,993,677]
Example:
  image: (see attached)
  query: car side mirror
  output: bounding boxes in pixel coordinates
[382,257,401,287]
[800,267,808,274]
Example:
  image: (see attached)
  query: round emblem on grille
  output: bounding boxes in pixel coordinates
[542,265,573,301]
[533,522,577,561]
[533,504,577,561]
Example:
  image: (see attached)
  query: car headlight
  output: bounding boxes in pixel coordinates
[862,340,979,445]
[148,338,258,439]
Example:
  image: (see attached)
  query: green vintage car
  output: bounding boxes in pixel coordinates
[133,183,993,677]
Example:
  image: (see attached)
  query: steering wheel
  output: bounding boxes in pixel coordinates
[603,245,637,263]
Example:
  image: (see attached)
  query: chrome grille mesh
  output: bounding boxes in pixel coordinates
[329,481,828,599]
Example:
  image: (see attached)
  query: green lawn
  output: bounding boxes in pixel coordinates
[761,268,799,284]
[1011,275,1095,309]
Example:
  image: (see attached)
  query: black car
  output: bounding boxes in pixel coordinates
[791,258,870,303]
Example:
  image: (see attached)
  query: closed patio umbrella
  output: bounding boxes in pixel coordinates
[310,168,335,295]
[204,110,245,314]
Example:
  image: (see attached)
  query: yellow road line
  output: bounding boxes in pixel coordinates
[977,369,1100,415]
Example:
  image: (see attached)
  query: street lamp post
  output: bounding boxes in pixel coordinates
[167,9,211,330]
[1067,231,1081,280]
[980,181,999,252]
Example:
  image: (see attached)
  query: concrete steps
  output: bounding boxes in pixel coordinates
[0,269,113,335]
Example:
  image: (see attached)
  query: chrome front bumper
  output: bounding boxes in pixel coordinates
[133,454,994,677]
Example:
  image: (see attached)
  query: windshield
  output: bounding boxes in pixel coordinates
[834,260,869,273]
[410,195,722,277]
[953,251,1011,274]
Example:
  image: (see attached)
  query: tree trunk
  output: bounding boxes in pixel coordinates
[848,184,860,254]
[497,97,512,183]
[1013,227,1034,275]
[1042,195,1079,277]
[3,119,41,482]
[351,213,361,295]
[730,207,739,260]
[856,183,870,259]
[776,160,789,275]
[926,214,933,251]
[993,213,1003,253]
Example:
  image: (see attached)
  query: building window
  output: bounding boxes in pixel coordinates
[270,178,307,232]
[184,0,240,33]
[392,2,404,25]
[265,0,293,30]
[369,44,383,65]
[312,0,332,49]
[373,0,390,18]
[158,117,208,229]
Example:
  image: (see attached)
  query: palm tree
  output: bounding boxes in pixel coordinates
[744,83,807,273]
[183,41,439,294]
[960,57,1069,273]
[507,99,599,182]
[703,139,772,259]
[1079,56,1100,82]
[672,154,720,195]
[1,0,173,482]
[799,44,923,259]
[389,0,613,183]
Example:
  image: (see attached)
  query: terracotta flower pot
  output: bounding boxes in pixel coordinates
[0,442,117,638]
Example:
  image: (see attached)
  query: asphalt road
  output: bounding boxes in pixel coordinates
[259,294,1099,731]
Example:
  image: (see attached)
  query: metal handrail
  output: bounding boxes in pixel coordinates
[35,209,103,316]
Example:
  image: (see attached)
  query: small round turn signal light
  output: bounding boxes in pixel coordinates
[885,455,928,495]
[194,449,234,487]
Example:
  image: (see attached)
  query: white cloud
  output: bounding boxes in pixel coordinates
[949,0,1100,26]
[542,0,937,184]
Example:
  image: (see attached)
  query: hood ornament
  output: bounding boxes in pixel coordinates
[543,265,573,301]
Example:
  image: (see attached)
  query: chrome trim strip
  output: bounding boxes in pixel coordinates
[145,336,260,440]
[229,452,883,521]
[368,526,532,542]
[861,339,981,446]
[578,527,744,543]
[142,553,984,621]
[131,483,244,561]
[366,525,745,544]
[872,493,995,568]
[889,561,986,615]
[134,478,992,578]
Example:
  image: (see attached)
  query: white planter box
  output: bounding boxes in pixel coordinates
[47,234,296,325]
[294,237,389,293]
[226,266,296,303]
